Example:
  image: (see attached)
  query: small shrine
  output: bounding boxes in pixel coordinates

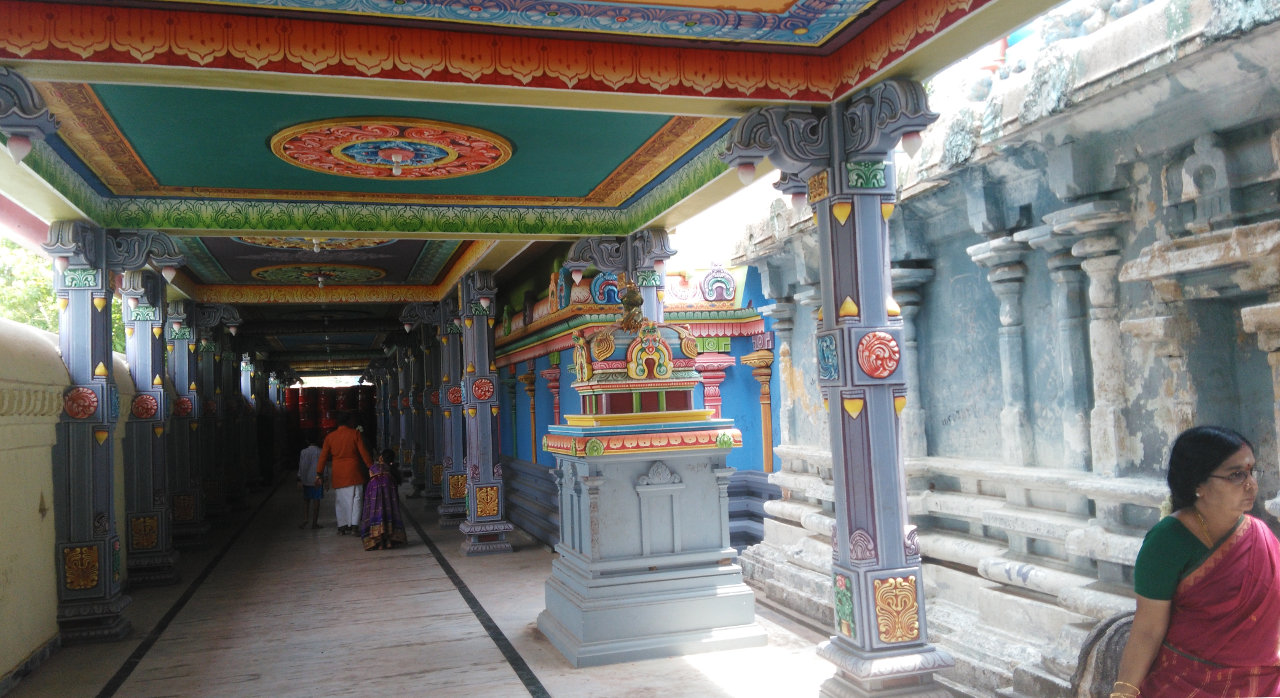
[538,283,766,667]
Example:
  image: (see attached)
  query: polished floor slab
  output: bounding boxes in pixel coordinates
[10,477,835,697]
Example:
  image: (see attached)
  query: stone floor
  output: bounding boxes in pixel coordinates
[9,475,837,697]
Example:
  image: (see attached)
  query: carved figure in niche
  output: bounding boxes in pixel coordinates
[572,331,593,381]
[620,281,645,331]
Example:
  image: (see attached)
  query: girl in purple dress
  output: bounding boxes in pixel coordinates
[360,449,407,550]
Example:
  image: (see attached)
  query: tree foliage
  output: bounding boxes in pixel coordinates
[0,236,126,352]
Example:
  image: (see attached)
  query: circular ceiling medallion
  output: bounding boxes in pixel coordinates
[271,118,512,180]
[235,237,393,251]
[251,264,385,285]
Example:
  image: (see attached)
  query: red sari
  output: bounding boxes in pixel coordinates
[1141,515,1280,697]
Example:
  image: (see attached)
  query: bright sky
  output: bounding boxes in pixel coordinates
[669,173,784,269]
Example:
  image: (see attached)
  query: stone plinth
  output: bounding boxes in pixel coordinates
[539,419,766,667]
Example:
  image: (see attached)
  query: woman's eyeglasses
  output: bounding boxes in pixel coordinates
[1208,469,1257,486]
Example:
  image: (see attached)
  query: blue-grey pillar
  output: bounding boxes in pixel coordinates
[44,221,131,641]
[724,79,952,697]
[458,271,513,555]
[120,269,179,586]
[400,302,443,503]
[192,304,240,512]
[166,300,207,544]
[436,295,467,525]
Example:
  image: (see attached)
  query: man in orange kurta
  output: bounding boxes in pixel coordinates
[315,411,372,535]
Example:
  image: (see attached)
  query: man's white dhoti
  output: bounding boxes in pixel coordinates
[334,484,364,527]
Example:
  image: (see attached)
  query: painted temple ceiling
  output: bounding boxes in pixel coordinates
[0,0,1052,374]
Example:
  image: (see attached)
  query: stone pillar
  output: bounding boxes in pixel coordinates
[540,366,562,426]
[1015,223,1091,470]
[891,267,934,460]
[166,300,207,544]
[192,304,241,511]
[1057,201,1131,476]
[399,301,441,502]
[458,271,513,555]
[519,368,538,461]
[694,353,736,418]
[1241,303,1280,517]
[120,269,179,586]
[422,328,443,503]
[437,295,467,526]
[43,221,131,641]
[723,79,952,697]
[369,363,390,453]
[237,352,261,486]
[965,237,1033,465]
[742,338,776,473]
[407,331,429,499]
[395,343,416,479]
[759,302,796,443]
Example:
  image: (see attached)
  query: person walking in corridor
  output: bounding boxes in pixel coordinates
[316,411,372,535]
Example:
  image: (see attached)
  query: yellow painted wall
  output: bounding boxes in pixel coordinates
[0,320,68,681]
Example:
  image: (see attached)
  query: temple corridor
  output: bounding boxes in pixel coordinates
[8,472,834,698]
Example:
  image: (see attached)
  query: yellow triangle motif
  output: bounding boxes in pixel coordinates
[57,297,68,312]
[843,398,864,420]
[488,318,495,328]
[881,202,896,220]
[94,362,107,377]
[489,362,497,372]
[817,307,824,323]
[189,382,197,391]
[824,398,829,411]
[467,362,475,374]
[190,422,199,431]
[153,426,165,437]
[465,317,474,328]
[93,297,107,312]
[125,327,134,338]
[839,297,859,318]
[152,374,163,386]
[467,407,477,417]
[894,396,907,415]
[93,428,109,445]
[832,201,852,225]
[152,327,163,338]
[490,406,499,416]
[887,296,901,317]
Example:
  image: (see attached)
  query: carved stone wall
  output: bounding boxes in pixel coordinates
[735,1,1280,695]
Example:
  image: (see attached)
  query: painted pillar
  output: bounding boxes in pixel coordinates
[459,271,513,555]
[120,269,179,585]
[237,352,262,485]
[540,365,562,426]
[723,79,952,696]
[400,302,443,503]
[891,267,934,460]
[742,339,776,474]
[519,368,538,461]
[1015,224,1091,470]
[44,221,131,641]
[192,303,240,512]
[437,295,467,525]
[758,303,796,443]
[966,236,1032,465]
[166,300,206,544]
[408,329,429,498]
[369,363,390,452]
[1053,201,1130,476]
[694,353,736,418]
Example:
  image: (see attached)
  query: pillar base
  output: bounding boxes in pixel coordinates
[538,551,766,668]
[127,550,181,588]
[817,640,955,698]
[57,594,133,644]
[459,519,514,555]
[437,502,465,528]
[173,521,211,549]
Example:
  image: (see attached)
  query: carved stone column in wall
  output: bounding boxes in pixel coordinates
[694,353,736,418]
[1241,303,1280,517]
[166,300,206,545]
[742,340,776,473]
[1015,224,1091,470]
[540,366,562,426]
[1054,201,1131,476]
[120,269,179,586]
[564,228,675,324]
[519,368,538,461]
[966,236,1033,465]
[458,271,513,555]
[723,78,952,696]
[43,221,132,641]
[400,302,442,502]
[759,302,796,442]
[891,266,935,460]
[192,304,241,511]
